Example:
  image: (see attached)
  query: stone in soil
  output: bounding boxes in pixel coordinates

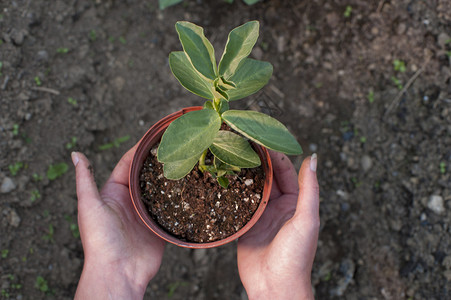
[140,145,265,243]
[1,177,16,194]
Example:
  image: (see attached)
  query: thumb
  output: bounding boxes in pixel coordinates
[71,152,102,214]
[295,154,320,228]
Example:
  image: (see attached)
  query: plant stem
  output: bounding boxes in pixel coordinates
[213,98,221,112]
[198,149,208,172]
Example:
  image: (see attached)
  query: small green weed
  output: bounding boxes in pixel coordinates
[391,76,403,90]
[35,276,49,293]
[32,173,43,181]
[46,162,69,180]
[393,59,406,72]
[119,36,127,44]
[65,136,77,149]
[1,249,9,258]
[9,162,24,176]
[89,29,97,41]
[167,281,188,298]
[42,210,50,218]
[42,224,55,243]
[323,272,332,281]
[440,162,446,174]
[99,135,130,150]
[1,289,9,298]
[34,76,42,86]
[446,51,451,58]
[56,47,69,54]
[367,91,374,103]
[360,136,367,143]
[12,124,19,136]
[108,36,115,43]
[67,97,78,106]
[344,5,352,18]
[0,61,3,76]
[30,189,41,203]
[64,215,80,238]
[351,177,361,188]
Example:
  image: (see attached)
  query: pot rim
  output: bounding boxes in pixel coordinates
[129,106,273,248]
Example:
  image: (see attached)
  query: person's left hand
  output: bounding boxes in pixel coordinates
[72,147,165,299]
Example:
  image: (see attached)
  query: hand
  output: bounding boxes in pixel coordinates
[237,152,320,300]
[72,147,165,300]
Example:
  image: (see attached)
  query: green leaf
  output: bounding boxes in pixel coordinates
[158,109,221,162]
[217,176,229,188]
[46,163,69,180]
[226,58,273,101]
[210,131,261,168]
[218,98,229,114]
[203,101,214,110]
[159,0,183,10]
[163,155,200,180]
[222,110,303,155]
[219,21,259,79]
[175,21,217,80]
[243,0,260,4]
[169,52,214,99]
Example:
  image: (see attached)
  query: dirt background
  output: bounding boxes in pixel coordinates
[1,0,450,299]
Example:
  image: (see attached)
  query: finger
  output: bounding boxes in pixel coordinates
[295,154,319,224]
[269,151,299,195]
[72,152,102,212]
[104,144,138,188]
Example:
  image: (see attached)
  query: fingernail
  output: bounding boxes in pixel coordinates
[310,153,317,172]
[71,152,79,167]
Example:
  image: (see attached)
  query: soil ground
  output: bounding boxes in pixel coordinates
[1,0,450,299]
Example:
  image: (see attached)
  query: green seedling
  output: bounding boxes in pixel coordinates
[67,97,78,106]
[391,76,403,90]
[1,289,9,298]
[99,135,130,150]
[9,162,23,176]
[64,215,80,238]
[32,173,43,181]
[42,210,50,218]
[393,59,406,73]
[42,224,55,243]
[440,162,446,174]
[351,177,361,188]
[167,281,188,298]
[344,5,352,18]
[159,0,259,10]
[157,21,302,188]
[65,136,77,149]
[56,47,69,54]
[108,36,115,43]
[89,29,97,41]
[46,162,69,180]
[367,91,374,103]
[0,61,3,76]
[12,124,19,136]
[1,249,9,258]
[119,36,127,44]
[30,189,41,203]
[446,51,451,58]
[35,276,49,293]
[34,76,42,86]
[360,136,367,143]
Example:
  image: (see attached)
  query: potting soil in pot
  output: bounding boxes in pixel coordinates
[139,145,265,243]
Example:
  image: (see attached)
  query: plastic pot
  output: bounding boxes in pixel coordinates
[129,106,273,248]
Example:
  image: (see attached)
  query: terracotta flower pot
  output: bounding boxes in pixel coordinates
[129,106,273,248]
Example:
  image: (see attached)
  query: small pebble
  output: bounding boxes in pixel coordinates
[1,177,16,194]
[427,195,445,214]
[244,179,254,186]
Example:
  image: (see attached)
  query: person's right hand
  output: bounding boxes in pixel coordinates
[237,152,320,300]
